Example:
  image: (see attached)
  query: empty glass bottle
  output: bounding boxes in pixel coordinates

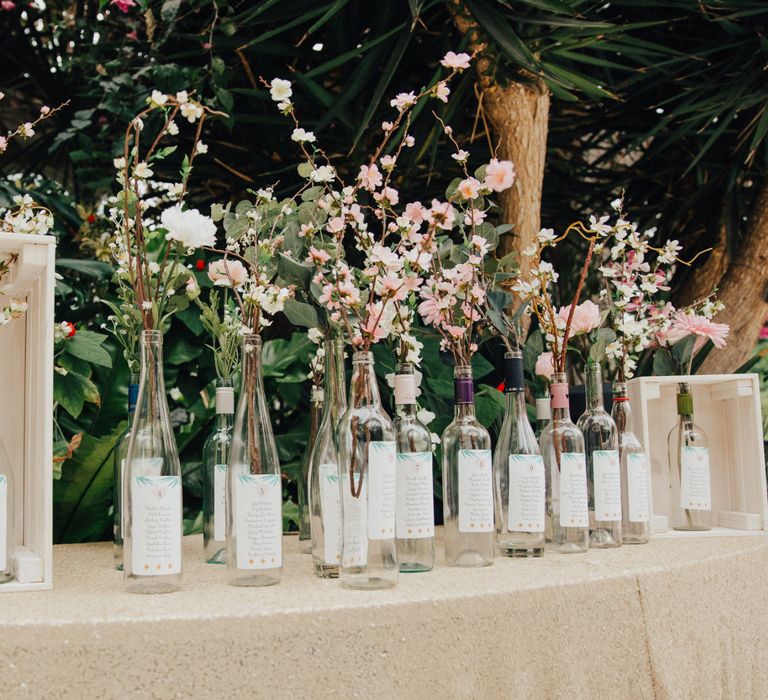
[393,362,435,573]
[123,330,183,593]
[442,365,494,567]
[202,377,235,564]
[226,335,283,586]
[535,393,551,439]
[299,384,324,555]
[612,382,650,544]
[668,382,711,530]
[494,351,545,558]
[309,338,346,578]
[113,374,139,571]
[0,438,15,583]
[541,372,588,553]
[337,351,398,589]
[578,361,622,548]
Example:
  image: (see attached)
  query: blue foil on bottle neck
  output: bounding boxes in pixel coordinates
[128,384,139,414]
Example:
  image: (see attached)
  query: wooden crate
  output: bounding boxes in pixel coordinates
[0,232,55,590]
[628,374,767,535]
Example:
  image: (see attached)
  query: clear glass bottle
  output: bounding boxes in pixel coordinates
[202,377,234,564]
[540,372,589,553]
[123,330,183,593]
[113,374,139,571]
[0,439,15,583]
[535,393,551,439]
[578,361,622,548]
[337,350,398,589]
[309,338,347,578]
[393,362,435,573]
[612,382,650,544]
[442,365,494,567]
[667,382,711,531]
[226,335,283,586]
[494,351,545,558]
[299,384,324,555]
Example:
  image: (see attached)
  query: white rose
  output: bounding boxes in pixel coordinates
[160,206,217,250]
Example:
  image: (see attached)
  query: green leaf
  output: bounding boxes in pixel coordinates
[653,348,675,376]
[471,353,494,379]
[53,423,126,543]
[282,298,318,328]
[65,330,113,368]
[277,253,312,289]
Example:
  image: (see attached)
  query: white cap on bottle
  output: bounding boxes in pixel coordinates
[535,397,551,420]
[394,373,416,405]
[215,386,235,415]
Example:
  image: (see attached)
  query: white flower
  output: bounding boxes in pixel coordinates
[161,206,217,249]
[537,228,556,244]
[113,157,126,170]
[291,128,316,143]
[141,300,153,311]
[390,91,417,111]
[169,387,183,401]
[195,141,208,155]
[175,91,189,104]
[21,123,34,137]
[180,101,203,123]
[610,197,623,211]
[451,149,469,163]
[440,51,471,70]
[417,408,435,425]
[167,121,179,136]
[133,162,153,179]
[308,328,323,344]
[310,165,335,183]
[150,90,168,107]
[270,78,292,103]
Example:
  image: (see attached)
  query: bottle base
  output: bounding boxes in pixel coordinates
[673,525,711,532]
[446,550,494,567]
[589,528,621,548]
[500,545,544,558]
[0,571,14,583]
[126,579,181,594]
[340,575,397,590]
[228,571,281,587]
[623,534,650,544]
[399,562,433,573]
[555,541,588,554]
[206,547,227,565]
[314,562,339,579]
[299,540,312,555]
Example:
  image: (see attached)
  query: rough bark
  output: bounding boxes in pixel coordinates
[700,180,768,373]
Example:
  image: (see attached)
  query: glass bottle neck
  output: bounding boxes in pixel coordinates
[137,330,166,419]
[324,339,347,421]
[349,351,380,409]
[550,378,571,421]
[127,374,139,419]
[505,389,527,416]
[585,363,605,410]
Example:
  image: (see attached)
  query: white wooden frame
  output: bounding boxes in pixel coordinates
[0,232,55,591]
[628,374,768,535]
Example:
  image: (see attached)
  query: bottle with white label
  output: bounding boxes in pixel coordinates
[612,382,650,544]
[227,335,283,586]
[203,377,234,564]
[578,361,622,548]
[493,351,544,557]
[0,438,15,583]
[309,338,346,578]
[393,362,435,573]
[442,365,494,567]
[113,374,139,571]
[540,372,588,553]
[299,384,324,555]
[667,382,711,531]
[123,330,183,593]
[337,351,398,589]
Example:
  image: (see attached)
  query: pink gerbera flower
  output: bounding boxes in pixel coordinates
[669,311,729,351]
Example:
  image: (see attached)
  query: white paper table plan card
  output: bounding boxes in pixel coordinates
[559,453,589,528]
[131,474,182,575]
[627,453,650,523]
[593,450,622,522]
[319,463,341,565]
[235,474,282,570]
[507,454,545,533]
[342,473,368,567]
[458,449,494,533]
[680,446,712,511]
[396,452,435,539]
[367,441,396,540]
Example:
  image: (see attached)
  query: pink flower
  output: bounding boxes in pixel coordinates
[405,201,426,225]
[418,295,441,326]
[1,0,16,8]
[435,82,450,103]
[446,325,465,339]
[760,325,768,340]
[464,208,486,226]
[307,246,330,265]
[440,51,471,70]
[390,91,417,112]
[357,163,382,191]
[0,136,7,154]
[669,311,729,351]
[373,186,399,206]
[326,216,345,235]
[208,259,248,288]
[110,0,136,12]
[535,352,555,380]
[427,199,456,230]
[484,159,516,192]
[457,177,481,200]
[558,300,601,336]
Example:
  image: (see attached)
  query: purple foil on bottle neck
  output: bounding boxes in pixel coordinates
[454,378,474,404]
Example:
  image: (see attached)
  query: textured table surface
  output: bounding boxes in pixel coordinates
[0,531,766,698]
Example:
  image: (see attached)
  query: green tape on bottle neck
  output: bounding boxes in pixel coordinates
[677,392,693,416]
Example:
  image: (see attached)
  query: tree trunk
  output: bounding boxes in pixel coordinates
[700,180,768,373]
[481,81,549,278]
